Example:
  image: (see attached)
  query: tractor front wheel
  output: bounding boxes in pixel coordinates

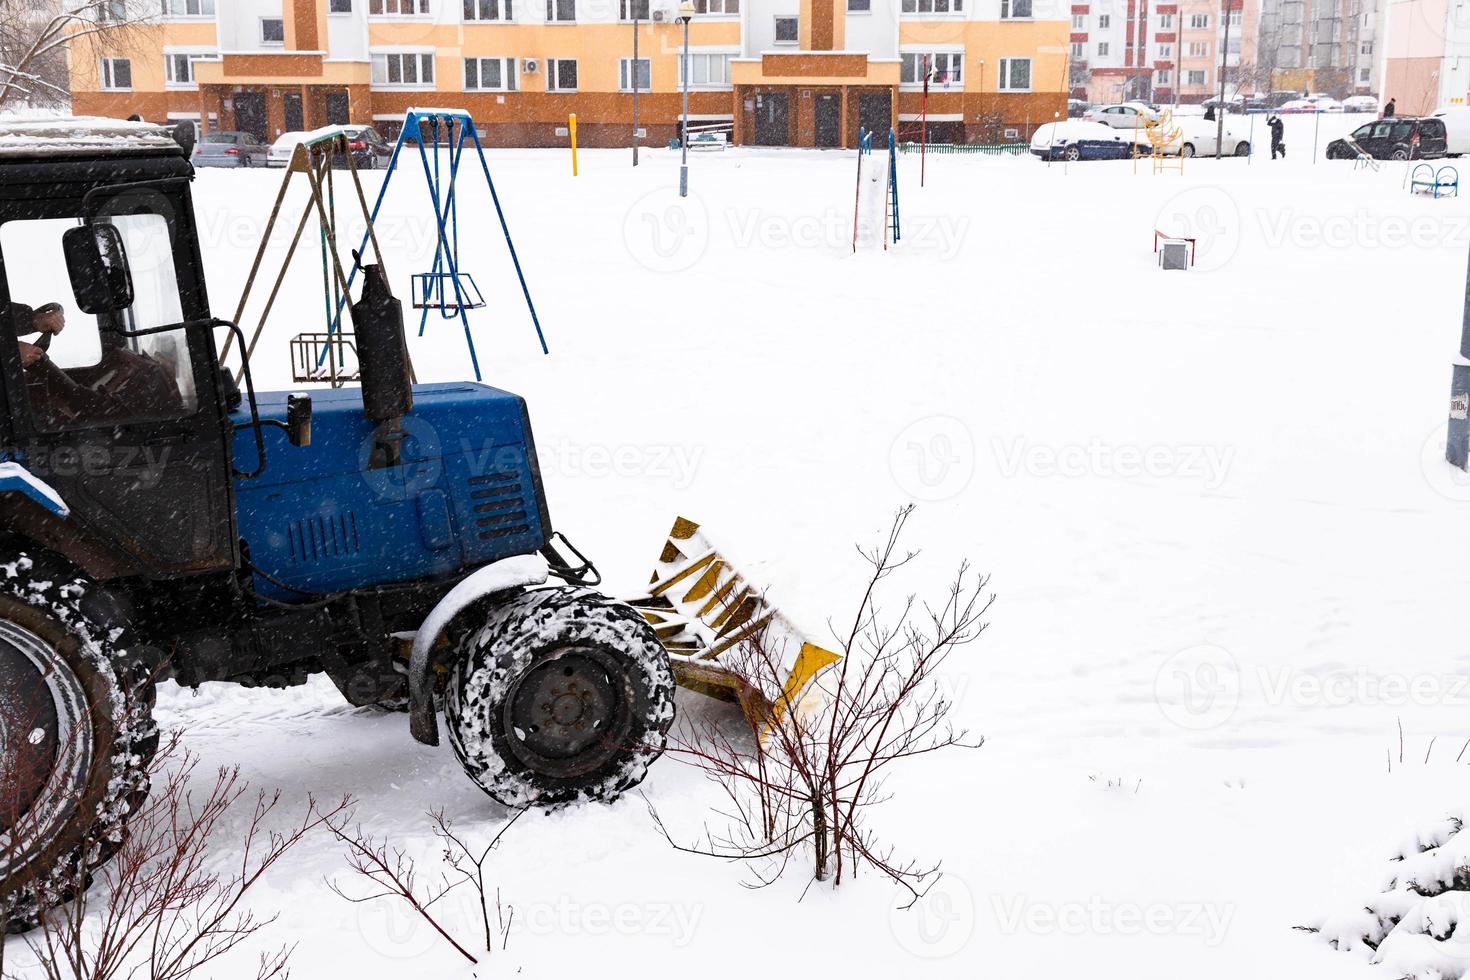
[445,588,675,809]
[0,551,156,934]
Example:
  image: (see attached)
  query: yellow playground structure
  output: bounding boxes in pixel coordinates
[1134,109,1184,175]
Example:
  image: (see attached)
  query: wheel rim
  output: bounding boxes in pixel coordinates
[0,620,92,880]
[502,648,637,781]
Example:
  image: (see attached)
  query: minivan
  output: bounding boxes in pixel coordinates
[1325,117,1448,160]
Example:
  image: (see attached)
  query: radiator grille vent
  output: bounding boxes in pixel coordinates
[469,471,531,541]
[287,512,361,564]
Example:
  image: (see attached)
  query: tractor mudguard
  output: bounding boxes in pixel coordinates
[0,462,68,518]
[408,553,549,746]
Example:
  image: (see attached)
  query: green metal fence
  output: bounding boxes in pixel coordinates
[897,142,1030,156]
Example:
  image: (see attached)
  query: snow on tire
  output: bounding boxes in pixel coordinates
[445,587,676,809]
[0,549,157,934]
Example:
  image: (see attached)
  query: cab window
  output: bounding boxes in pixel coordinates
[2,213,199,432]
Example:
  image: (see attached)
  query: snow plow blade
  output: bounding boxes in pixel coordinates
[629,518,841,733]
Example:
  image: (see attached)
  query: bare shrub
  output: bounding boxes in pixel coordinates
[650,505,991,905]
[0,0,159,111]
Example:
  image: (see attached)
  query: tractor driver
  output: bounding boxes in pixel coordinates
[11,301,183,428]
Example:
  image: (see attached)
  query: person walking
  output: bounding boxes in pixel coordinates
[1383,97,1396,118]
[1268,114,1286,159]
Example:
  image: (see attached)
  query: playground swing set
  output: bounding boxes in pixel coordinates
[225,107,547,387]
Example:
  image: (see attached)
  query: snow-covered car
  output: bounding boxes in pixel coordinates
[192,131,268,168]
[1310,96,1344,112]
[267,131,306,167]
[1030,120,1132,161]
[268,126,392,168]
[1083,102,1161,129]
[1173,116,1251,157]
[1342,95,1379,113]
[1277,99,1320,113]
[1068,98,1090,118]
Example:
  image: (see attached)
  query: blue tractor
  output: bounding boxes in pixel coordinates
[0,119,675,930]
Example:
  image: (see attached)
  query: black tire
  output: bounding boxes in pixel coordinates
[1392,146,1411,161]
[1235,141,1250,157]
[1063,145,1081,162]
[445,587,675,809]
[0,549,156,934]
[1182,143,1196,158]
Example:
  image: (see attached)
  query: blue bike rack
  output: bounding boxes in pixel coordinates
[1410,163,1459,199]
[326,107,548,382]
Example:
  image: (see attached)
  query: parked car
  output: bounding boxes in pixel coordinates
[192,131,269,168]
[1342,95,1379,113]
[1173,117,1251,157]
[1309,96,1344,112]
[268,125,393,169]
[1030,120,1132,161]
[1201,96,1245,113]
[1068,98,1090,118]
[1083,102,1161,129]
[1432,106,1470,155]
[1325,116,1448,160]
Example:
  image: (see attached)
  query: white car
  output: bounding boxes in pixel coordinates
[1310,96,1344,112]
[1083,102,1160,129]
[268,131,307,167]
[1172,116,1251,157]
[1342,95,1379,113]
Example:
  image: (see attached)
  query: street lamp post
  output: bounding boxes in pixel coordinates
[679,0,694,196]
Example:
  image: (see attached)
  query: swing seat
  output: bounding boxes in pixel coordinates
[411,271,486,315]
[291,332,361,383]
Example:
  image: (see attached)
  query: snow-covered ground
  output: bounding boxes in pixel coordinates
[13,110,1470,977]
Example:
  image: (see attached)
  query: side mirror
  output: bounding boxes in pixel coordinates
[286,392,312,448]
[62,224,133,315]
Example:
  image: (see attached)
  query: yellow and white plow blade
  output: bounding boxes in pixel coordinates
[630,518,841,733]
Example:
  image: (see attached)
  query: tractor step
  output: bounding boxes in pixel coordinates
[628,517,841,733]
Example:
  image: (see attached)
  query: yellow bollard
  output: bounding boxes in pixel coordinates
[569,113,578,176]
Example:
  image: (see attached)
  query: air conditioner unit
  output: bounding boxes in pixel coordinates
[522,58,540,73]
[652,8,667,19]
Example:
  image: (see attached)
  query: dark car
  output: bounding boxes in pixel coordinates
[1029,121,1133,161]
[340,125,393,169]
[191,131,269,168]
[1326,117,1448,160]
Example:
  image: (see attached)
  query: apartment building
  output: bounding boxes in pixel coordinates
[1071,0,1249,104]
[1258,0,1373,94]
[67,0,1068,147]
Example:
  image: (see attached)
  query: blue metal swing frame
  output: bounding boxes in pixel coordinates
[324,107,549,382]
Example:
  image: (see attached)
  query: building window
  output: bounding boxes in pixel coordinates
[164,51,212,86]
[849,0,870,10]
[998,56,1030,91]
[546,0,574,20]
[1157,68,1171,83]
[901,0,962,11]
[465,0,511,16]
[369,0,431,13]
[1360,67,1370,81]
[1188,12,1207,27]
[99,57,131,90]
[1158,42,1172,56]
[464,56,516,90]
[1000,0,1030,16]
[1157,12,1172,26]
[774,14,797,41]
[1097,41,1109,55]
[1186,68,1205,84]
[546,57,577,91]
[162,0,214,15]
[678,51,733,87]
[900,51,962,85]
[1187,41,1207,56]
[1097,13,1109,27]
[1227,9,1240,25]
[619,0,648,16]
[1360,41,1372,54]
[372,51,435,85]
[1070,40,1083,57]
[695,0,738,12]
[1071,13,1083,27]
[329,0,352,10]
[619,57,650,90]
[260,17,284,43]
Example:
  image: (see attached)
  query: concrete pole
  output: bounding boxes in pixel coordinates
[680,11,691,196]
[1448,245,1470,468]
[632,12,640,166]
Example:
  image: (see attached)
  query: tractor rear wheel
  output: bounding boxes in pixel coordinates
[0,551,156,934]
[445,587,675,809]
